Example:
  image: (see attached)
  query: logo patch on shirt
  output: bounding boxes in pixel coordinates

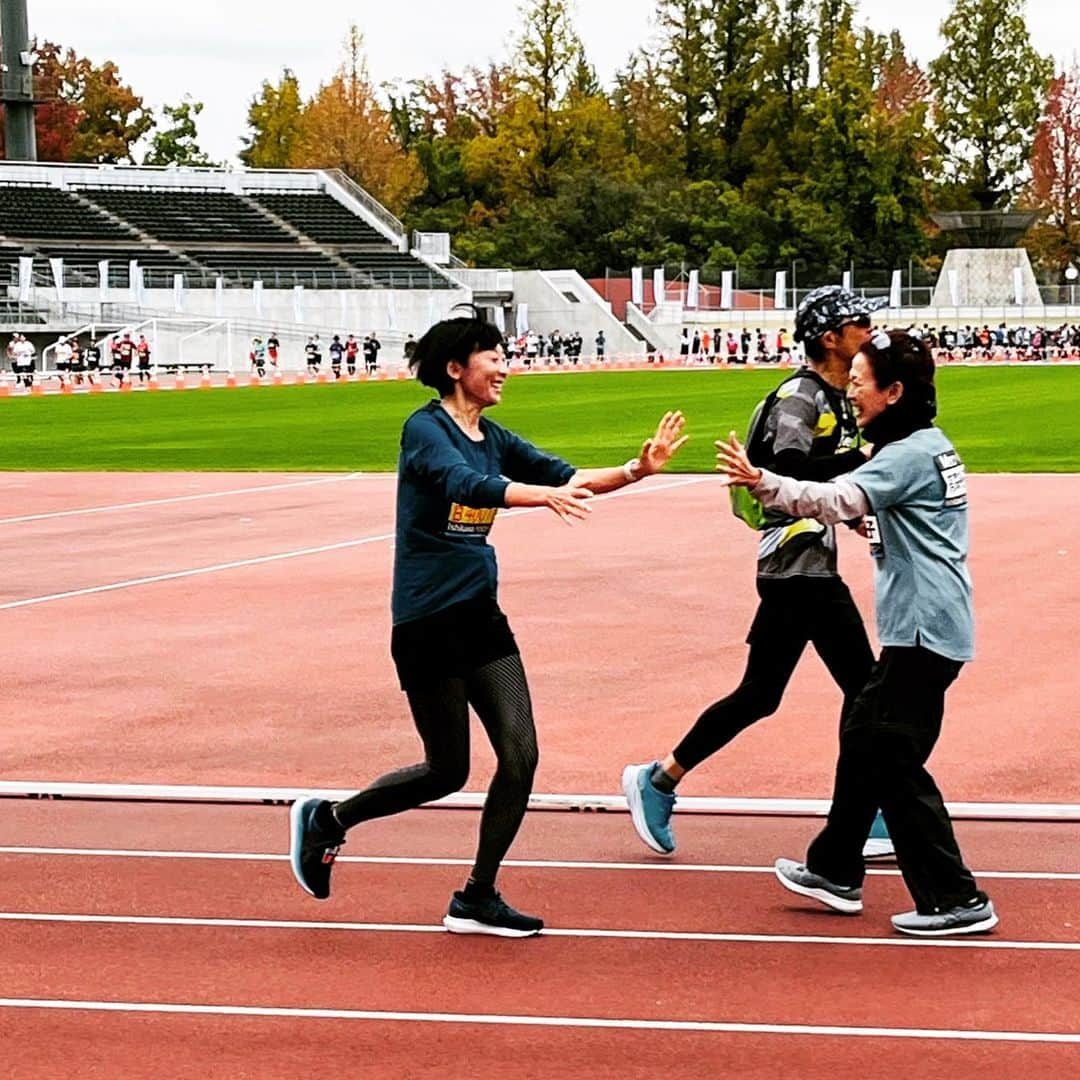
[446,504,498,535]
[934,450,967,508]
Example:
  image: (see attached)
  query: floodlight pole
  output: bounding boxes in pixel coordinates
[1,0,38,160]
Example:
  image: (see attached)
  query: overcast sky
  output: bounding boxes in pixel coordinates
[22,0,1080,164]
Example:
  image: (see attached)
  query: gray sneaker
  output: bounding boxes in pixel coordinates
[891,898,998,937]
[774,857,863,914]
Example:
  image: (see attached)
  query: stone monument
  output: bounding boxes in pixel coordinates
[930,210,1041,307]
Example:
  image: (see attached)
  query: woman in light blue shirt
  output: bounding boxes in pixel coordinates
[718,330,996,937]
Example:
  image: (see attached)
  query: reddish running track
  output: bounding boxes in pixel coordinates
[0,803,1077,1078]
[0,471,1077,803]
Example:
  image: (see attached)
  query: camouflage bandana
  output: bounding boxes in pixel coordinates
[794,286,888,343]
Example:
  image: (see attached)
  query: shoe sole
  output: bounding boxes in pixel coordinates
[892,912,999,937]
[621,766,675,856]
[289,797,319,898]
[775,864,863,914]
[442,915,542,938]
[862,838,896,860]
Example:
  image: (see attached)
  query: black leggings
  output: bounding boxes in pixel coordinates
[333,653,537,888]
[673,577,874,771]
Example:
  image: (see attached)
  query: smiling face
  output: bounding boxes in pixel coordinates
[447,345,509,408]
[848,351,903,428]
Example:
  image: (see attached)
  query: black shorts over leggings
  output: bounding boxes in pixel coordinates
[391,594,518,690]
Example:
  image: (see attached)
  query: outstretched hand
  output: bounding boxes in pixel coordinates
[639,411,689,476]
[715,432,762,488]
[544,479,594,525]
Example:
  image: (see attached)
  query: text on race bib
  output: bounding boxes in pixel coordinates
[935,450,968,508]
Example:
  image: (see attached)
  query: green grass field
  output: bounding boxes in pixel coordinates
[2,366,1078,473]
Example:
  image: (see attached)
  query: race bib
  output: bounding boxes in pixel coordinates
[446,504,498,536]
[935,450,968,508]
[864,514,884,560]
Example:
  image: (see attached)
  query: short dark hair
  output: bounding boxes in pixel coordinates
[410,304,504,397]
[861,330,937,421]
[803,335,825,362]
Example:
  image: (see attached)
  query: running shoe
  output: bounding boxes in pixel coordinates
[622,762,676,854]
[862,810,895,860]
[442,890,543,937]
[289,797,346,900]
[891,897,998,937]
[774,857,864,914]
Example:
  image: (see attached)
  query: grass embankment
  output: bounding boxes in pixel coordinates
[1,366,1077,473]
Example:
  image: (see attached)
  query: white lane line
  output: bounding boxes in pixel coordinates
[0,998,1077,1042]
[0,476,707,612]
[0,911,1074,952]
[0,847,1076,882]
[0,531,396,611]
[0,473,383,526]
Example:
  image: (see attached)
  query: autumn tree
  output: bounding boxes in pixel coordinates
[929,0,1053,210]
[5,41,152,162]
[1024,65,1080,272]
[292,26,422,214]
[240,68,303,168]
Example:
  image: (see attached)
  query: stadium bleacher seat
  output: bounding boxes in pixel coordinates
[0,184,138,242]
[253,192,385,245]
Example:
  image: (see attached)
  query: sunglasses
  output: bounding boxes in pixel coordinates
[835,315,872,331]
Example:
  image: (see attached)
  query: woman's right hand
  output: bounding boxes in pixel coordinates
[542,481,594,524]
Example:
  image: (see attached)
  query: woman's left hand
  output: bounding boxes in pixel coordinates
[715,432,762,487]
[638,411,689,476]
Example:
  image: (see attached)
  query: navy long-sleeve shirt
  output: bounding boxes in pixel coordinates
[392,401,576,624]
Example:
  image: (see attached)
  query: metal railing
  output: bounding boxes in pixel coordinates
[322,169,404,243]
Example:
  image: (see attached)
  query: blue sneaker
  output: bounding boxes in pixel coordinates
[622,762,676,854]
[863,810,895,860]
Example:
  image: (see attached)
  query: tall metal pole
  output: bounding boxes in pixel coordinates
[1,0,38,160]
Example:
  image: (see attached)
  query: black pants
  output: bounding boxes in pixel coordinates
[673,577,874,770]
[806,645,981,914]
[333,653,537,889]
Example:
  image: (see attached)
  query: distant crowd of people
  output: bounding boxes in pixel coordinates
[4,330,152,388]
[503,330,605,365]
[248,332,387,379]
[677,327,797,364]
[672,323,1080,365]
[907,322,1080,362]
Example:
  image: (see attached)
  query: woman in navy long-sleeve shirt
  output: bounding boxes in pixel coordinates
[290,307,687,936]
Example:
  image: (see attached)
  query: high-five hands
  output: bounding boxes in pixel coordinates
[638,411,689,476]
[544,480,594,524]
[715,432,762,488]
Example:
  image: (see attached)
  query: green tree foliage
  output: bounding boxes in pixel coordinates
[612,52,681,182]
[702,0,769,185]
[144,97,215,167]
[655,0,714,179]
[797,28,934,268]
[929,0,1053,210]
[239,68,303,168]
[510,0,582,195]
